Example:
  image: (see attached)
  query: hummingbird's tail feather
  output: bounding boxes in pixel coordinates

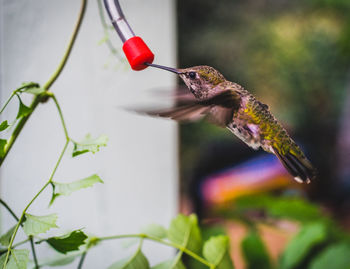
[273,148,316,184]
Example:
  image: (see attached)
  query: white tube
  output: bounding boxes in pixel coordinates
[103,0,135,43]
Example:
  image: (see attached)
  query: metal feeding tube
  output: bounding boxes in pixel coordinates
[103,0,154,70]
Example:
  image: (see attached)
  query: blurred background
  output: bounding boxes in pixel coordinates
[177,0,350,268]
[1,0,350,268]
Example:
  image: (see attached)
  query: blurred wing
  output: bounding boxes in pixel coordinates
[206,106,235,127]
[147,104,211,122]
[142,90,241,126]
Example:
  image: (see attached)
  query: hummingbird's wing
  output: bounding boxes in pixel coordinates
[147,103,211,122]
[142,90,241,125]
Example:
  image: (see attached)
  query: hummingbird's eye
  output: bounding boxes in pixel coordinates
[188,72,196,79]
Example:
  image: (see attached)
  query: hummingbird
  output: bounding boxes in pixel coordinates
[144,63,316,184]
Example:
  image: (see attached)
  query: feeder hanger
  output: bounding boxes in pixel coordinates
[103,0,154,70]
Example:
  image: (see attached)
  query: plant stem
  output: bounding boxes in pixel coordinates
[1,93,69,268]
[49,140,70,182]
[0,0,86,168]
[1,72,73,269]
[77,252,87,269]
[2,139,69,268]
[49,93,70,140]
[0,83,38,115]
[0,97,41,167]
[30,236,39,269]
[3,181,50,267]
[0,199,39,268]
[0,199,19,222]
[43,0,87,90]
[0,92,16,115]
[98,234,215,269]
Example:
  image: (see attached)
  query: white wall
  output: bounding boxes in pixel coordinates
[0,0,178,267]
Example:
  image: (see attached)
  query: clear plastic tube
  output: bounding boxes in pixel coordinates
[103,0,135,43]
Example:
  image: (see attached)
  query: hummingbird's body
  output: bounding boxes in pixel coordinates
[146,64,316,183]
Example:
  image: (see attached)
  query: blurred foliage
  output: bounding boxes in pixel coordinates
[234,194,325,223]
[203,235,235,269]
[308,242,350,269]
[222,193,350,269]
[280,222,328,269]
[241,230,272,269]
[182,193,350,268]
[178,0,350,200]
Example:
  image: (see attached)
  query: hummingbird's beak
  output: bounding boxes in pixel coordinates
[145,63,181,74]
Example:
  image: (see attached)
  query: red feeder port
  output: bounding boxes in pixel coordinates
[122,36,154,71]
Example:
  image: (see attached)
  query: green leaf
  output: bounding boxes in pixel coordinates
[45,230,87,254]
[108,249,150,269]
[50,174,103,205]
[17,82,41,94]
[309,243,350,269]
[52,174,103,200]
[241,231,271,269]
[203,235,234,269]
[280,222,328,269]
[168,214,202,254]
[23,213,58,236]
[7,249,29,269]
[72,134,108,157]
[151,256,186,269]
[16,99,31,119]
[0,139,7,158]
[141,224,167,239]
[21,86,44,95]
[186,224,227,269]
[0,121,10,132]
[0,226,16,247]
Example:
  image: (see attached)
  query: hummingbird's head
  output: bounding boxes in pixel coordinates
[146,64,226,99]
[178,66,226,98]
